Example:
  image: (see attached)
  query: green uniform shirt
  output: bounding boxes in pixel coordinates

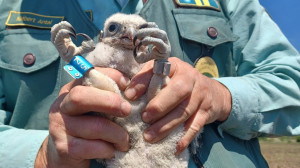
[0,0,299,167]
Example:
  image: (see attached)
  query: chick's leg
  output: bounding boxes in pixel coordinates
[133,22,171,100]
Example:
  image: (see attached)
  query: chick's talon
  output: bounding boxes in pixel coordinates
[51,21,96,63]
[133,22,171,63]
[77,33,93,41]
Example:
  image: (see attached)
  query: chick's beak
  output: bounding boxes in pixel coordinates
[123,26,136,42]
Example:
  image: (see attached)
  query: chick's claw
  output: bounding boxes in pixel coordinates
[51,21,95,63]
[133,22,171,63]
[51,21,76,43]
[138,22,159,29]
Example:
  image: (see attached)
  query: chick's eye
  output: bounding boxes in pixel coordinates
[108,23,118,33]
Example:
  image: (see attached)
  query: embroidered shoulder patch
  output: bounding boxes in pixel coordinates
[5,11,64,29]
[175,0,220,11]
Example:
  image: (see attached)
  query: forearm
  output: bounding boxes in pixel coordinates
[217,0,300,139]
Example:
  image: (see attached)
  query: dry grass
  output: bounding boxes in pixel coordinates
[259,138,300,168]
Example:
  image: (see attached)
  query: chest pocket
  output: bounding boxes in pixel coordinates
[0,28,59,73]
[172,8,239,77]
[0,28,61,112]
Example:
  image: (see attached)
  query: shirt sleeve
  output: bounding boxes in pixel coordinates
[216,0,300,140]
[0,79,48,168]
[0,125,48,168]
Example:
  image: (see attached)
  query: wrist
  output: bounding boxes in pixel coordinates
[215,80,232,122]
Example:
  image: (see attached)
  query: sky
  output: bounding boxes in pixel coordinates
[259,0,300,52]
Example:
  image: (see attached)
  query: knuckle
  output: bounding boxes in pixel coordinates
[92,117,109,133]
[191,69,201,78]
[172,80,192,97]
[150,101,165,114]
[104,94,123,112]
[67,86,85,106]
[67,138,80,157]
[189,124,202,134]
[49,114,65,134]
[178,103,192,120]
[49,120,62,135]
[201,93,213,112]
[55,140,69,156]
[198,77,210,90]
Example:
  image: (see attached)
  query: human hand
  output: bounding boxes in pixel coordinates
[124,57,232,155]
[35,68,132,168]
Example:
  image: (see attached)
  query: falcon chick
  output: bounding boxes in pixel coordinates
[51,13,191,168]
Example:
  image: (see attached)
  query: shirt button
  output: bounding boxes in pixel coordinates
[207,27,218,38]
[23,53,36,66]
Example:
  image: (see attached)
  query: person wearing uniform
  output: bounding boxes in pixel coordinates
[0,0,299,167]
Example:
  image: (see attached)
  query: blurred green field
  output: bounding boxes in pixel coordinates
[259,136,300,168]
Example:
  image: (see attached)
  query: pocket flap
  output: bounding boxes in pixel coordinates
[0,29,59,73]
[173,9,238,47]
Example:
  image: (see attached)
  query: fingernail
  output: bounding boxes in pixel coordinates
[142,112,151,123]
[144,129,155,142]
[175,140,184,156]
[124,88,136,100]
[120,76,130,89]
[121,101,131,116]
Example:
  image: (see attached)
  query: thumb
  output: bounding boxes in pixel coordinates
[124,61,154,100]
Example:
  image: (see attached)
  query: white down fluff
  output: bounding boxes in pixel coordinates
[83,13,191,168]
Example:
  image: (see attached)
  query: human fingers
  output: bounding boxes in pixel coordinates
[60,85,131,117]
[45,95,117,168]
[63,115,130,152]
[124,58,178,100]
[175,86,221,155]
[142,58,196,124]
[58,67,130,95]
[50,80,131,153]
[175,76,232,155]
[48,132,116,160]
[94,67,130,90]
[143,76,203,143]
[175,110,207,155]
[124,60,154,100]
